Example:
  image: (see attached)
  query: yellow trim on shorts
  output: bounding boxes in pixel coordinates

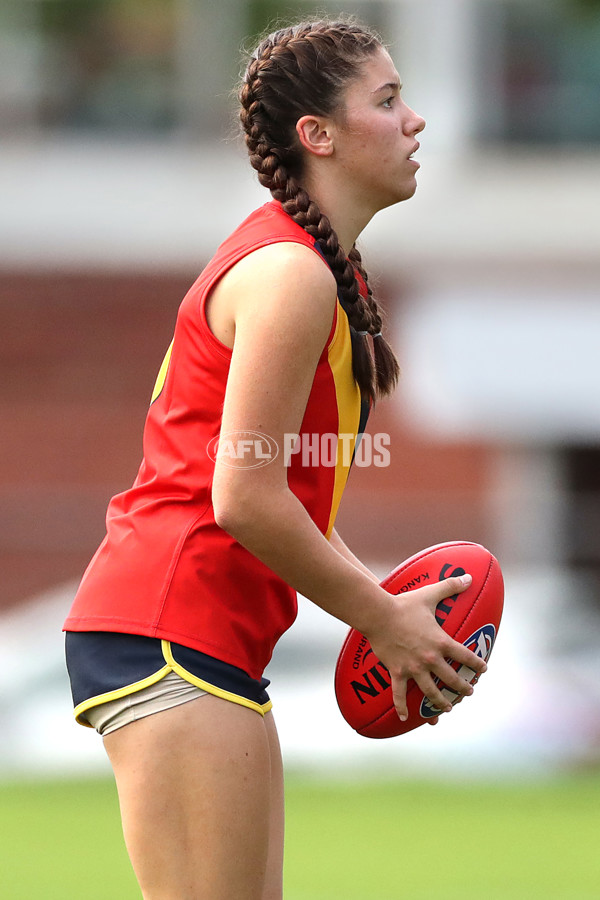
[73,640,272,727]
[160,641,272,717]
[74,665,171,727]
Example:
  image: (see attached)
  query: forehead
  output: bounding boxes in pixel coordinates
[344,47,401,102]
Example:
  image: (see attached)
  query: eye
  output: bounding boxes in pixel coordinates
[382,96,395,109]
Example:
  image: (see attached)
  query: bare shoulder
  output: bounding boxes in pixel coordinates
[207,239,337,348]
[224,241,337,312]
[213,240,340,472]
[229,240,336,296]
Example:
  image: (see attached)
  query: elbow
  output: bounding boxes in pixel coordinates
[213,502,244,539]
[212,468,286,542]
[212,485,256,541]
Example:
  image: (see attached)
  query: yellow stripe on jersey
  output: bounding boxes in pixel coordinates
[324,303,362,538]
[151,339,174,404]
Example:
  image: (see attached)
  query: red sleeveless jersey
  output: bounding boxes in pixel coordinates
[64,201,367,679]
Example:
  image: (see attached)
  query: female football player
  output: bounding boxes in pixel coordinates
[64,19,485,900]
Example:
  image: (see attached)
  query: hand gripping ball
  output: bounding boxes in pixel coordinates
[334,542,504,738]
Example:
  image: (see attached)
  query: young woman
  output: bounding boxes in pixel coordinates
[64,19,486,900]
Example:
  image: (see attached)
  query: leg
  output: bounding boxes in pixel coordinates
[103,693,276,900]
[263,711,284,900]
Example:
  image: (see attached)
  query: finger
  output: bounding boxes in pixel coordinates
[441,636,488,675]
[426,716,440,726]
[432,658,477,699]
[426,573,472,610]
[414,672,454,715]
[391,674,409,723]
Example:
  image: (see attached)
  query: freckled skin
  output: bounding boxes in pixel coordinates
[334,48,426,212]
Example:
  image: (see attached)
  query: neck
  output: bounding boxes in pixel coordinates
[299,167,376,254]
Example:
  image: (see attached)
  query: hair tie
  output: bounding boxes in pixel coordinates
[373,332,383,338]
[356,330,368,336]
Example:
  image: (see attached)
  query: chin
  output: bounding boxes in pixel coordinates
[382,182,418,209]
[401,178,420,203]
[402,176,419,200]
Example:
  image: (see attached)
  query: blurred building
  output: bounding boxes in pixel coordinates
[2,0,599,609]
[1,0,600,776]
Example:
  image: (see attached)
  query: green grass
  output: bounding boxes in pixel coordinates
[284,773,600,899]
[0,777,138,899]
[1,772,599,898]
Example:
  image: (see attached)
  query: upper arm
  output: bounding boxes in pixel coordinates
[211,241,338,508]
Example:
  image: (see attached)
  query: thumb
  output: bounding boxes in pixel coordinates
[428,573,472,610]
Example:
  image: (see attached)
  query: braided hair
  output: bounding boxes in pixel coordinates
[239,20,400,401]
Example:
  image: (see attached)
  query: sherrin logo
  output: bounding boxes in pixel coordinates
[420,623,496,719]
[206,431,279,469]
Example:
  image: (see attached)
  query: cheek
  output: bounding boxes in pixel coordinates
[344,108,388,137]
[373,127,402,164]
[349,122,399,156]
[368,117,402,150]
[339,115,402,170]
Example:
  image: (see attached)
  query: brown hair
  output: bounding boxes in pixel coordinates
[239,20,399,401]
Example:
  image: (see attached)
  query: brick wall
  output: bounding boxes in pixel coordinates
[0,271,191,610]
[0,270,494,611]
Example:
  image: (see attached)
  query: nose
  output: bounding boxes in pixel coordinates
[404,104,426,135]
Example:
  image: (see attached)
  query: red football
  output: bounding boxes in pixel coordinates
[334,541,504,738]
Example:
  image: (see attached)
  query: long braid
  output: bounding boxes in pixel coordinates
[348,246,400,393]
[239,21,399,400]
[283,185,377,396]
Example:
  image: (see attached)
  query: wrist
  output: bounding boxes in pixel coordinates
[348,579,395,639]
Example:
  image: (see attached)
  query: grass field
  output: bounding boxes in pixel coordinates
[2,772,599,898]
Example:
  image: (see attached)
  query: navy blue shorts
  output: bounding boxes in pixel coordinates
[65,631,271,727]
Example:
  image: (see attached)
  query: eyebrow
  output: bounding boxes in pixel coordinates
[371,80,402,95]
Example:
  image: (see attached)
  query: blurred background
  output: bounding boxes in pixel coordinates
[1,1,600,892]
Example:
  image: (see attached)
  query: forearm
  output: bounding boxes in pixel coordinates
[329,528,379,584]
[215,487,391,636]
[215,480,485,722]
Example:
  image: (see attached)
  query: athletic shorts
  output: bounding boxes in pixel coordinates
[65,631,272,733]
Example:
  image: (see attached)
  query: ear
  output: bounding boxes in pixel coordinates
[295,115,334,158]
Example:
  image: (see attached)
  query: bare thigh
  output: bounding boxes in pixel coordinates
[103,693,284,900]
